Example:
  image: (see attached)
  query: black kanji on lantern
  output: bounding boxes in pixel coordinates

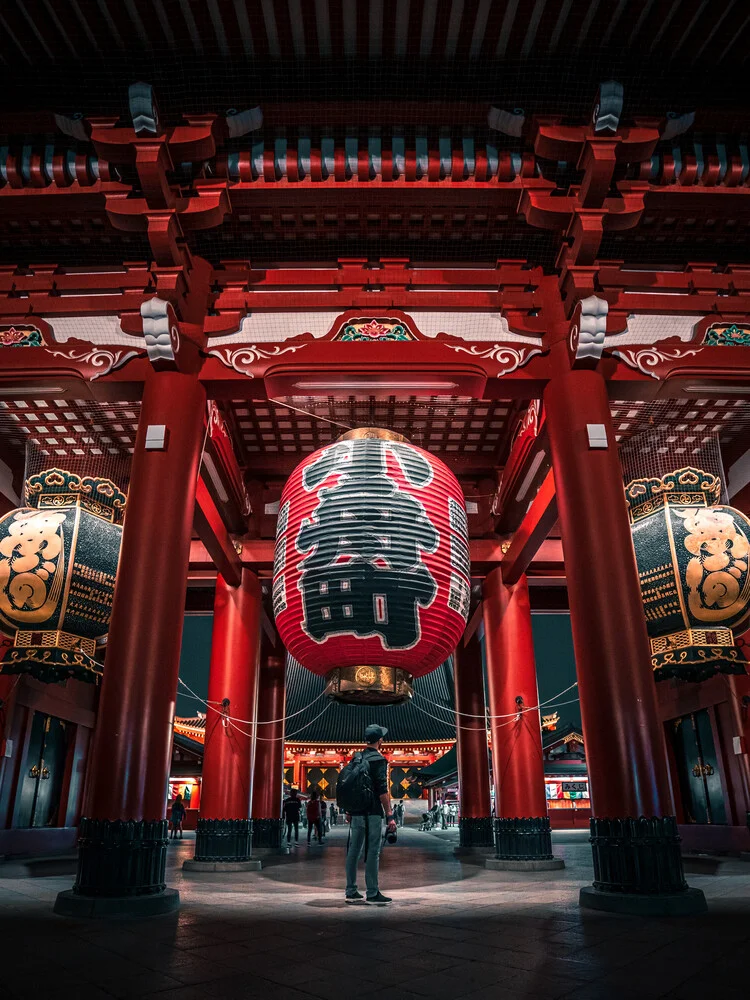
[297,439,439,648]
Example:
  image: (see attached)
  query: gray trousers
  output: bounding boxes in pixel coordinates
[345,814,383,899]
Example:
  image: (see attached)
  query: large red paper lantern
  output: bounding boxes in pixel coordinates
[273,429,470,703]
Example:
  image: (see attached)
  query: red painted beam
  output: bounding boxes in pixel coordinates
[187,536,564,579]
[193,477,242,587]
[501,469,558,586]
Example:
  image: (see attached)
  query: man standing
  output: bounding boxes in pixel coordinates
[282,787,302,846]
[343,724,397,904]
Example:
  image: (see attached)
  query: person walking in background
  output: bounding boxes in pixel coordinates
[339,723,397,904]
[321,797,329,834]
[306,790,324,844]
[170,793,186,840]
[330,803,338,826]
[283,787,302,846]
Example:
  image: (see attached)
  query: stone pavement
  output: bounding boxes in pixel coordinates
[1,825,749,999]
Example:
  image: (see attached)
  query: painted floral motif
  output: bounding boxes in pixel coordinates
[703,323,750,347]
[338,319,413,341]
[0,325,45,347]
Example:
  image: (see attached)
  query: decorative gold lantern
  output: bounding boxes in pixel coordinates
[626,467,750,681]
[0,469,126,683]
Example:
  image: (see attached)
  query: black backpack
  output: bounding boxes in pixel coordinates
[337,751,375,813]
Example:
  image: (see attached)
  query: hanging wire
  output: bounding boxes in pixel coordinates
[409,695,581,733]
[230,700,334,741]
[269,397,353,431]
[414,680,579,720]
[177,676,326,725]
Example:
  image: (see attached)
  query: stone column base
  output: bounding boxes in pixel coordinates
[54,888,179,918]
[493,815,556,861]
[252,817,285,850]
[487,857,565,871]
[193,818,252,863]
[454,845,497,857]
[183,859,261,872]
[63,817,171,903]
[580,886,707,916]
[458,816,495,851]
[582,815,706,915]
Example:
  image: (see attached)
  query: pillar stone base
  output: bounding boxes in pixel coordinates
[494,816,556,861]
[251,818,285,850]
[458,817,495,850]
[193,818,252,863]
[589,816,691,894]
[183,859,261,872]
[55,818,175,917]
[580,886,707,916]
[72,817,168,896]
[54,888,180,918]
[487,857,565,871]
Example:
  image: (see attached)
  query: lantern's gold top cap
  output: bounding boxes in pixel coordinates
[624,466,721,522]
[338,427,407,443]
[25,467,127,524]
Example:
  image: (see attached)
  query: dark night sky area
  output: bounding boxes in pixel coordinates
[176,612,581,730]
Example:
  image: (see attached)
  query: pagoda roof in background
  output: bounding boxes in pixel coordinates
[542,721,585,753]
[284,656,456,745]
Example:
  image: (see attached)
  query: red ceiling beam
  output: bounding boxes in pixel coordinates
[193,477,242,587]
[500,470,558,587]
[187,536,565,579]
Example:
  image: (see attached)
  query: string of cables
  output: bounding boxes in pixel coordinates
[413,680,579,720]
[230,700,334,742]
[177,676,326,725]
[409,695,581,733]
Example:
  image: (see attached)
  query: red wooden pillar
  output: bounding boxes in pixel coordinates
[483,572,547,818]
[56,370,205,915]
[544,358,703,910]
[251,654,286,849]
[188,570,261,866]
[453,636,493,849]
[483,572,561,868]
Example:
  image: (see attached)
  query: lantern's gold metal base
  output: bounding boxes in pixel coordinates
[14,630,96,657]
[650,629,746,682]
[338,427,407,443]
[325,666,414,705]
[650,627,733,655]
[1,630,101,684]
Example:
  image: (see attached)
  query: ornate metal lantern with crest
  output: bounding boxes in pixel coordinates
[626,467,750,681]
[0,468,126,683]
[273,428,470,704]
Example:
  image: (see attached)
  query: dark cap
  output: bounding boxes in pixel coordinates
[364,724,388,743]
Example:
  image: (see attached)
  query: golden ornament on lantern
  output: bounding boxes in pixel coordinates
[625,467,750,682]
[0,469,126,683]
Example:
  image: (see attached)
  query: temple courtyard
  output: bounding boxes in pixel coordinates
[1,828,748,1000]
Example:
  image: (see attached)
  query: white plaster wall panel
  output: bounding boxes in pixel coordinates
[44,314,135,345]
[404,311,541,343]
[606,315,700,346]
[207,312,343,346]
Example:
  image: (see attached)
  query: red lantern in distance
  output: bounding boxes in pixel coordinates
[273,429,470,704]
